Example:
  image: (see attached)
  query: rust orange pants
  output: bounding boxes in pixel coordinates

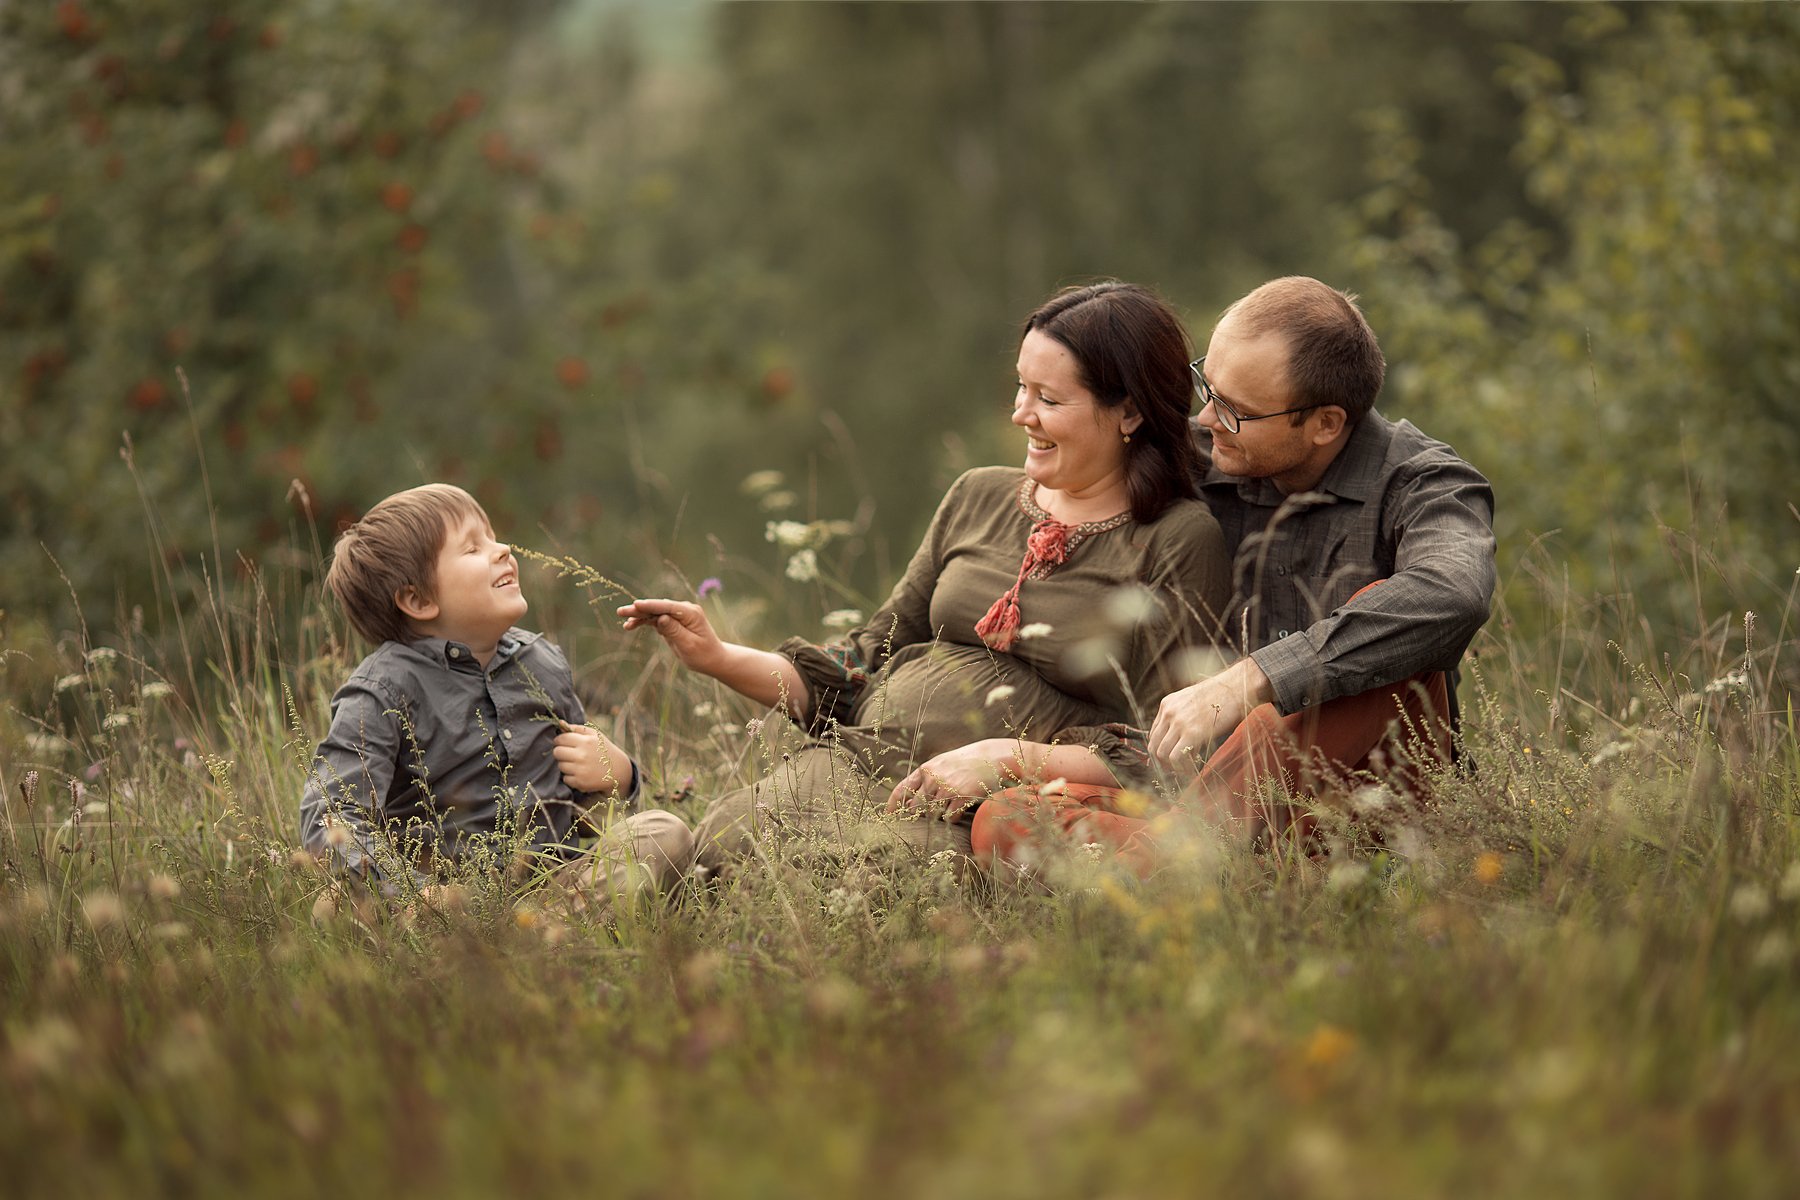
[969,669,1451,880]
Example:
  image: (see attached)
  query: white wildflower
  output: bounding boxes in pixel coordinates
[758,490,798,512]
[1730,883,1771,923]
[1327,862,1371,892]
[1017,622,1054,641]
[1038,777,1068,797]
[25,733,73,757]
[102,711,133,732]
[1104,586,1158,625]
[1079,841,1105,862]
[1703,669,1749,696]
[140,681,175,701]
[765,520,811,549]
[825,886,864,918]
[84,647,119,666]
[693,701,716,719]
[740,469,786,496]
[984,684,1016,707]
[784,548,819,582]
[54,674,86,694]
[822,608,863,631]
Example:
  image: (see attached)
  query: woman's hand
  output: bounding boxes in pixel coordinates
[887,739,1021,818]
[618,598,728,676]
[619,597,809,711]
[552,720,634,795]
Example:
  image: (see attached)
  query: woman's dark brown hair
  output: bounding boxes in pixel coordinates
[1024,281,1200,524]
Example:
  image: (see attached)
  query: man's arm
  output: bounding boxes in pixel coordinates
[1252,455,1495,714]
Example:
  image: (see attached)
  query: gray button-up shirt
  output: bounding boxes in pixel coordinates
[1196,410,1496,714]
[299,628,638,879]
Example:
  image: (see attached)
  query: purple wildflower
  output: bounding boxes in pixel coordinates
[697,577,722,599]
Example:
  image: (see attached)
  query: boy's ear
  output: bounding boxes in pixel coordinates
[395,585,438,623]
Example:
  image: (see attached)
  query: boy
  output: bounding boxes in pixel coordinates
[300,483,692,902]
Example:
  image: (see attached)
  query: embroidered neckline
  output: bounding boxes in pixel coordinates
[1013,478,1130,580]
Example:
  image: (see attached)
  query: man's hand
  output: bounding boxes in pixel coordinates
[552,720,632,795]
[887,739,1020,818]
[1149,658,1274,769]
[617,598,727,675]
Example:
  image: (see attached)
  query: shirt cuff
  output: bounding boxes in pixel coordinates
[1251,635,1330,716]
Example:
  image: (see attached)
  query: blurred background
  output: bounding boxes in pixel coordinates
[3,1,1796,650]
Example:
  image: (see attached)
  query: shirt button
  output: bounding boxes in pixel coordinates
[1276,567,1287,577]
[448,647,461,659]
[1277,629,1290,639]
[502,729,513,741]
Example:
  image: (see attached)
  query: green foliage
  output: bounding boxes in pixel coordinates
[1349,4,1800,641]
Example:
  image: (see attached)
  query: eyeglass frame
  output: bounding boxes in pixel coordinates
[1189,356,1324,434]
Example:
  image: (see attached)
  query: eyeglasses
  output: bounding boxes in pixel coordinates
[1189,357,1321,434]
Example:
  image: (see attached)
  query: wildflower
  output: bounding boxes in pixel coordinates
[1703,669,1749,696]
[824,887,863,918]
[1326,862,1370,892]
[1473,851,1505,885]
[140,681,175,701]
[55,673,86,694]
[693,701,716,719]
[1302,1024,1357,1069]
[25,733,72,757]
[765,520,811,549]
[85,647,119,666]
[102,711,133,732]
[745,718,764,737]
[321,820,353,850]
[696,577,722,599]
[1104,586,1157,624]
[785,548,819,582]
[147,873,182,902]
[81,890,126,929]
[84,761,104,783]
[984,684,1016,707]
[1038,777,1068,797]
[1730,884,1771,923]
[1017,622,1053,640]
[758,489,797,512]
[1080,841,1105,862]
[822,608,863,631]
[740,469,785,496]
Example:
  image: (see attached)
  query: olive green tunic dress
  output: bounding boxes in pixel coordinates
[692,466,1229,870]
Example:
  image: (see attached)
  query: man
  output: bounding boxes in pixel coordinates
[968,276,1495,868]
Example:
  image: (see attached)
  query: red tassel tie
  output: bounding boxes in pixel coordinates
[975,518,1071,651]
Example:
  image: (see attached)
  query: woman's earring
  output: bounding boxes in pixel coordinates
[1122,432,1132,445]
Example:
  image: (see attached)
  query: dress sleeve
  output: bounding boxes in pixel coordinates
[1251,455,1495,713]
[1047,721,1157,787]
[780,472,968,730]
[1129,504,1233,707]
[299,676,407,880]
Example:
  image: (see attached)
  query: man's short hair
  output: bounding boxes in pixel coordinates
[1223,276,1386,425]
[325,483,487,646]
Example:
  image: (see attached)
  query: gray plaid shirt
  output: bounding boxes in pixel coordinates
[1195,411,1496,715]
[299,629,638,879]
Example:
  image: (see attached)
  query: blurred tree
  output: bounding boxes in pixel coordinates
[0,0,576,622]
[1349,3,1800,635]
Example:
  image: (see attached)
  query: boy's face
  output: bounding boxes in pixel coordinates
[411,511,528,647]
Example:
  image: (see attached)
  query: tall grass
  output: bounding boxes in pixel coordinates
[2,472,1797,1198]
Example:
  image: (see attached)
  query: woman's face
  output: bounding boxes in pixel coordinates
[1012,329,1139,500]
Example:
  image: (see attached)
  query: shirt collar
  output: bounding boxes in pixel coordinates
[405,628,532,669]
[1196,409,1392,506]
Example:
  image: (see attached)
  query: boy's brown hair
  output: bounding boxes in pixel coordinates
[325,483,487,645]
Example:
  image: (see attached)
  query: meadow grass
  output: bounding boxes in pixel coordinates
[2,506,1797,1199]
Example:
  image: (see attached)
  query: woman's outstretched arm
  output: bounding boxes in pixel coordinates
[619,598,809,713]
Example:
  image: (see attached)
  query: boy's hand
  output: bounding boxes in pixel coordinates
[617,598,726,674]
[552,720,631,795]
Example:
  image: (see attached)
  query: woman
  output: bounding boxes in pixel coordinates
[621,281,1229,874]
